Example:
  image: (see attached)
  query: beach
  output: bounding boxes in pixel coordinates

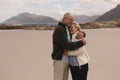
[0,29,120,80]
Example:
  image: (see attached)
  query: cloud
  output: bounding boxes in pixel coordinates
[0,0,24,6]
[56,4,64,15]
[49,4,65,20]
[88,0,120,5]
[0,0,25,21]
[71,3,80,11]
[0,0,120,22]
[104,0,120,3]
[67,0,120,15]
[56,4,62,9]
[30,0,52,5]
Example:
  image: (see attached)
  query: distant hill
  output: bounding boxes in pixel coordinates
[96,4,120,21]
[74,15,100,23]
[3,12,58,25]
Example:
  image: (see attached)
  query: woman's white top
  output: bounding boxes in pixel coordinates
[68,31,89,66]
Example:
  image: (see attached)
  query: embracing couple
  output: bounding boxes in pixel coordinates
[51,12,89,80]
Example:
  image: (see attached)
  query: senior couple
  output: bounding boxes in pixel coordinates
[51,12,89,80]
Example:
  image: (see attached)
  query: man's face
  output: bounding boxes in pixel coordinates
[64,16,74,28]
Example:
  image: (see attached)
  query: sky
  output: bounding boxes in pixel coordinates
[0,0,120,22]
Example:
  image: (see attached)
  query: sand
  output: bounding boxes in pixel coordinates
[0,29,120,80]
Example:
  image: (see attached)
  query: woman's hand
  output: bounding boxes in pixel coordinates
[81,38,86,45]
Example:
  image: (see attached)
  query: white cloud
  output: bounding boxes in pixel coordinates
[0,0,24,20]
[66,0,120,16]
[111,0,120,4]
[54,4,64,14]
[0,0,24,6]
[31,0,53,5]
[56,4,62,9]
[104,0,120,3]
[56,4,64,15]
[72,3,80,11]
[0,0,120,22]
[70,3,81,13]
[50,4,65,20]
[87,0,120,5]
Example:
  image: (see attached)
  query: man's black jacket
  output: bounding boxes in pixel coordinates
[51,22,84,60]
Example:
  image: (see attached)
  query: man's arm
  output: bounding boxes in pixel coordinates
[53,28,85,51]
[68,46,85,56]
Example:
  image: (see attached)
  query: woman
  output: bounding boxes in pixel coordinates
[64,21,89,80]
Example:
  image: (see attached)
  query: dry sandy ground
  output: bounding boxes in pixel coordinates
[0,29,120,80]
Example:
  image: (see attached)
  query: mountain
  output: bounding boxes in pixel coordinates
[74,15,100,23]
[96,4,120,21]
[3,12,58,25]
[2,12,100,25]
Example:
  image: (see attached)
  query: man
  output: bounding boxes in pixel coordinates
[51,12,86,80]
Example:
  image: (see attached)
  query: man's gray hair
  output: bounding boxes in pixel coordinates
[63,12,73,20]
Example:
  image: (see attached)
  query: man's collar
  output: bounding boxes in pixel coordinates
[58,22,70,32]
[58,22,66,27]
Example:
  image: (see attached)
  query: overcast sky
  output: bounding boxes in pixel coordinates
[0,0,120,22]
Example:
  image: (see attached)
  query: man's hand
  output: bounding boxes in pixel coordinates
[63,50,68,55]
[76,32,84,39]
[81,38,86,45]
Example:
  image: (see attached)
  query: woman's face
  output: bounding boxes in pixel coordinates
[70,24,78,34]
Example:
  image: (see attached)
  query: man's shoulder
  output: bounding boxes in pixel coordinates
[55,25,64,31]
[54,23,66,32]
